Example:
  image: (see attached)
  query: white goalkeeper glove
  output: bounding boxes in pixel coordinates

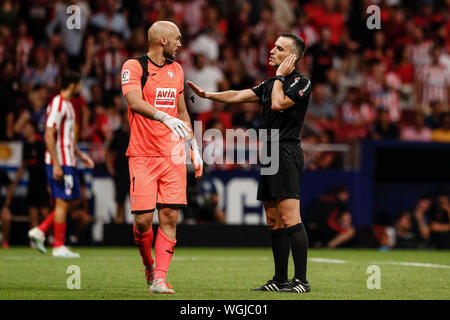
[188,138,203,178]
[154,110,191,139]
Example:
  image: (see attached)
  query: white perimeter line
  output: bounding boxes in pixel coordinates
[173,257,270,261]
[309,258,347,264]
[174,257,348,263]
[0,256,346,264]
[376,261,450,269]
[3,256,448,269]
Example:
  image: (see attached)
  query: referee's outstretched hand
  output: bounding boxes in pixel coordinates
[276,54,297,77]
[186,81,207,98]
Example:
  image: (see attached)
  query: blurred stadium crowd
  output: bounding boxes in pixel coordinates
[1,0,450,151]
[0,0,449,247]
[305,185,450,249]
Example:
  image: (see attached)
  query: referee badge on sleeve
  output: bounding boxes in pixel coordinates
[298,80,311,97]
[122,70,130,84]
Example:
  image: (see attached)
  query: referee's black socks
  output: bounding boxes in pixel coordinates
[270,228,290,282]
[286,223,308,283]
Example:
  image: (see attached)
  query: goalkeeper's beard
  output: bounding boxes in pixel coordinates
[164,48,177,61]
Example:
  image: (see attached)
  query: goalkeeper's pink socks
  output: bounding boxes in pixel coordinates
[133,223,155,268]
[154,227,176,281]
[38,210,54,233]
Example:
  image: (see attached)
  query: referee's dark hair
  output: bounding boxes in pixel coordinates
[61,71,81,90]
[281,33,306,61]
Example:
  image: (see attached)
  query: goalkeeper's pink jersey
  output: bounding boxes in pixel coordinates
[121,56,185,157]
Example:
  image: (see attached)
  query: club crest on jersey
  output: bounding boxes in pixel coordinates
[168,71,174,78]
[155,88,176,108]
[122,70,130,84]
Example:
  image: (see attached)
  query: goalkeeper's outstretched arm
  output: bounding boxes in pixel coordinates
[187,81,259,104]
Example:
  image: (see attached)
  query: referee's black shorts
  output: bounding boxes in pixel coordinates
[257,141,304,202]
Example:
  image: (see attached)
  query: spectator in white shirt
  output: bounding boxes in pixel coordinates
[185,53,228,116]
[90,0,130,40]
[189,28,220,62]
[46,0,90,68]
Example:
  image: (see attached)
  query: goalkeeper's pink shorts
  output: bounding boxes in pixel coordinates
[128,155,187,214]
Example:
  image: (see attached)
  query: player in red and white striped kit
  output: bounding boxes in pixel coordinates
[406,27,433,70]
[364,62,402,122]
[28,71,94,258]
[44,94,78,167]
[416,45,450,111]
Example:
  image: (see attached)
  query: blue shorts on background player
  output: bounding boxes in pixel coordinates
[45,165,81,201]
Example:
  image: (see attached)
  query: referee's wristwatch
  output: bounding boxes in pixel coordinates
[274,75,285,83]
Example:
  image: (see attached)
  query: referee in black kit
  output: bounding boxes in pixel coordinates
[187,33,312,293]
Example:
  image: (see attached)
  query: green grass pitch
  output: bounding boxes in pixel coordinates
[1,247,449,300]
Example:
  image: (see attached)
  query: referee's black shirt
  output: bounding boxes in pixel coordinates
[251,70,312,142]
